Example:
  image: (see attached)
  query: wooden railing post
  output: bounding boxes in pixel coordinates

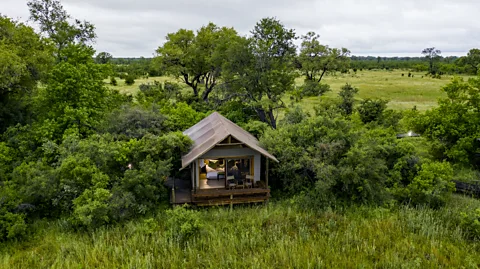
[265,158,269,189]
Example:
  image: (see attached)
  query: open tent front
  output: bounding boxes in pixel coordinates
[172,112,278,206]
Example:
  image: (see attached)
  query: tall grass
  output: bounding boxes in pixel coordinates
[1,195,480,268]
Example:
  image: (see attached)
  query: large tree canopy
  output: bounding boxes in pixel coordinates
[28,0,96,61]
[155,23,240,102]
[298,32,350,82]
[457,48,480,75]
[0,16,54,133]
[222,17,297,129]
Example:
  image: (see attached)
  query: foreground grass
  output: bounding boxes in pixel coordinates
[1,195,480,268]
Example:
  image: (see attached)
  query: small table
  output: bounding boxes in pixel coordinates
[217,172,225,181]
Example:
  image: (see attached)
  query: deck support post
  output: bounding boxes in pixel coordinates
[266,158,269,189]
[172,187,176,204]
[230,194,233,210]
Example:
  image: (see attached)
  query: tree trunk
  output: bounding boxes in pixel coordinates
[267,109,276,129]
[183,73,199,97]
[317,68,327,83]
[202,85,214,103]
[255,108,267,124]
[201,73,215,103]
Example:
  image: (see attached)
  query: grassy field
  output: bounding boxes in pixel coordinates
[109,70,470,111]
[1,195,480,268]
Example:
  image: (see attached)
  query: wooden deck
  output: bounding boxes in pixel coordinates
[170,185,269,206]
[192,188,270,206]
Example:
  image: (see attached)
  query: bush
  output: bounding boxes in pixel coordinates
[0,210,27,241]
[125,75,135,85]
[300,80,331,98]
[338,83,358,116]
[358,98,388,124]
[460,208,480,240]
[72,188,112,229]
[407,161,454,208]
[110,77,117,86]
[166,205,202,243]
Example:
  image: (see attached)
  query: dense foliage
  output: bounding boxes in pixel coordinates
[1,1,480,256]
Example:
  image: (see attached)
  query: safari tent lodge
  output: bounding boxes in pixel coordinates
[172,112,278,206]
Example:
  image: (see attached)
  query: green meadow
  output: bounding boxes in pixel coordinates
[1,195,480,268]
[111,70,470,112]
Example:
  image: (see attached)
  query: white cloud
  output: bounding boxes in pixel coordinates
[2,0,478,57]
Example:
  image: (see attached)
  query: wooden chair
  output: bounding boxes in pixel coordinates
[236,177,245,189]
[245,175,254,188]
[227,176,236,189]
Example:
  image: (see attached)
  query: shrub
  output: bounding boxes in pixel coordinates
[300,80,331,98]
[407,161,454,208]
[166,205,202,243]
[125,75,135,85]
[402,73,404,77]
[358,98,388,124]
[338,83,358,116]
[0,210,27,241]
[408,72,412,77]
[72,187,112,229]
[460,208,480,240]
[110,77,117,86]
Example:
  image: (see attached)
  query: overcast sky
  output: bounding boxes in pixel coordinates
[3,0,479,57]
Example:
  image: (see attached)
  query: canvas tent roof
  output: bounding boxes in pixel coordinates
[181,112,278,169]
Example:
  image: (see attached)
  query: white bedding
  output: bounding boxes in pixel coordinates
[206,171,219,180]
[205,164,225,180]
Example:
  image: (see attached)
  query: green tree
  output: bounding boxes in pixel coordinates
[422,47,442,75]
[338,83,358,116]
[96,52,113,64]
[358,98,389,124]
[36,45,116,139]
[457,48,480,75]
[28,0,96,60]
[0,16,54,133]
[298,32,350,82]
[155,23,239,102]
[409,76,480,165]
[222,18,297,128]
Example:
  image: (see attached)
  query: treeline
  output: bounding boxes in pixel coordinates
[350,53,479,75]
[2,0,480,243]
[105,51,480,82]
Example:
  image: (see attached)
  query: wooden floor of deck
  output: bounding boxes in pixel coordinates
[168,179,270,206]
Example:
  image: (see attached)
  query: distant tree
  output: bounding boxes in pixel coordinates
[222,17,297,129]
[125,75,135,85]
[421,47,442,74]
[298,32,350,83]
[96,52,113,64]
[457,48,480,75]
[155,23,240,102]
[110,77,117,86]
[358,98,388,123]
[338,83,358,116]
[28,0,96,60]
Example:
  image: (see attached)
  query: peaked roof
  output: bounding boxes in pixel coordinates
[181,112,278,169]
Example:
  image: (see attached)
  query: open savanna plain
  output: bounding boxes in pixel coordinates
[110,70,471,112]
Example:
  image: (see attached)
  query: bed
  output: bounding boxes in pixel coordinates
[206,165,225,180]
